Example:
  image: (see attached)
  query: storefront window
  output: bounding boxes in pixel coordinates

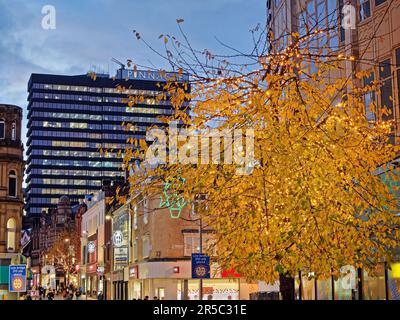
[317,278,332,300]
[363,264,386,300]
[388,262,400,300]
[334,265,357,300]
[178,279,239,300]
[302,276,316,300]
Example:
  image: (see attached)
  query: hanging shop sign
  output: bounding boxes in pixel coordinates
[159,178,188,219]
[112,230,124,247]
[9,265,27,293]
[87,241,96,253]
[191,253,210,279]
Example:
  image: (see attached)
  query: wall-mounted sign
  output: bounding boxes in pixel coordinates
[9,265,27,293]
[87,241,96,253]
[113,230,124,247]
[114,247,128,271]
[159,178,188,219]
[191,253,210,279]
[97,266,105,275]
[129,266,138,279]
[118,69,189,82]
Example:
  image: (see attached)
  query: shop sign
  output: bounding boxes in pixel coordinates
[129,266,138,279]
[114,247,128,270]
[9,265,27,293]
[97,266,105,275]
[191,253,210,279]
[113,230,124,247]
[87,241,96,253]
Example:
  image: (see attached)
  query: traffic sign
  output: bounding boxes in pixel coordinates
[191,253,210,279]
[9,265,27,293]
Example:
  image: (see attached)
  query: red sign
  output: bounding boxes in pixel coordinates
[221,269,241,278]
[86,263,97,274]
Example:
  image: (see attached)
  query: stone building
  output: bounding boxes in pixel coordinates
[0,104,24,300]
[29,196,79,289]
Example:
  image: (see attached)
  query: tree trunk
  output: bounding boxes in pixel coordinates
[279,273,295,300]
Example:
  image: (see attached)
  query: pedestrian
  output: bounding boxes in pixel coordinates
[25,294,32,300]
[144,296,149,300]
[153,296,158,300]
[47,289,54,300]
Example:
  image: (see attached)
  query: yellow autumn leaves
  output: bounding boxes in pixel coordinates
[119,35,400,283]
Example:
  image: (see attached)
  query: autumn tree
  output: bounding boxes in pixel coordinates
[46,230,79,286]
[107,11,400,298]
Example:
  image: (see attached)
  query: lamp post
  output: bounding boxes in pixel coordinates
[199,216,203,301]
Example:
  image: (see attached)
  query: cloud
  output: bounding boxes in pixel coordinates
[0,0,266,146]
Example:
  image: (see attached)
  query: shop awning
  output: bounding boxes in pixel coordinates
[0,266,9,285]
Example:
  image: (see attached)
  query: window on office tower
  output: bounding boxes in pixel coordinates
[360,0,371,21]
[379,59,394,122]
[363,72,376,122]
[396,48,400,117]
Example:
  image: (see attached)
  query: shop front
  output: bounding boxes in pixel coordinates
[112,269,128,300]
[31,266,41,289]
[41,265,56,290]
[86,262,98,297]
[128,265,142,299]
[294,262,400,300]
[133,260,251,300]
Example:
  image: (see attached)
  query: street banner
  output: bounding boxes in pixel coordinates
[191,253,210,279]
[9,265,27,293]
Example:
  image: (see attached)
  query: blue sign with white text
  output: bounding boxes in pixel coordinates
[191,253,210,279]
[9,265,27,293]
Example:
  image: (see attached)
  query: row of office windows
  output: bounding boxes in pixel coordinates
[31,129,143,142]
[29,192,89,203]
[297,0,339,51]
[31,178,102,186]
[31,111,165,123]
[30,140,131,150]
[30,102,174,115]
[30,159,120,168]
[35,188,97,195]
[30,149,122,158]
[33,83,163,96]
[32,120,150,133]
[32,92,171,106]
[360,0,389,21]
[362,48,400,135]
[32,130,103,139]
[29,168,124,177]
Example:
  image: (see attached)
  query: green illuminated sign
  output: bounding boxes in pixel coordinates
[159,178,188,219]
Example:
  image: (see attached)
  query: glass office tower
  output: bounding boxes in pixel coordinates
[26,69,188,216]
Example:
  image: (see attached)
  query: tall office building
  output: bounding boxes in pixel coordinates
[26,68,189,216]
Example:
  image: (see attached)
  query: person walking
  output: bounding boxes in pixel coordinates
[47,289,54,300]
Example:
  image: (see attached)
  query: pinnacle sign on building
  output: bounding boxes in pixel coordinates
[117,69,189,82]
